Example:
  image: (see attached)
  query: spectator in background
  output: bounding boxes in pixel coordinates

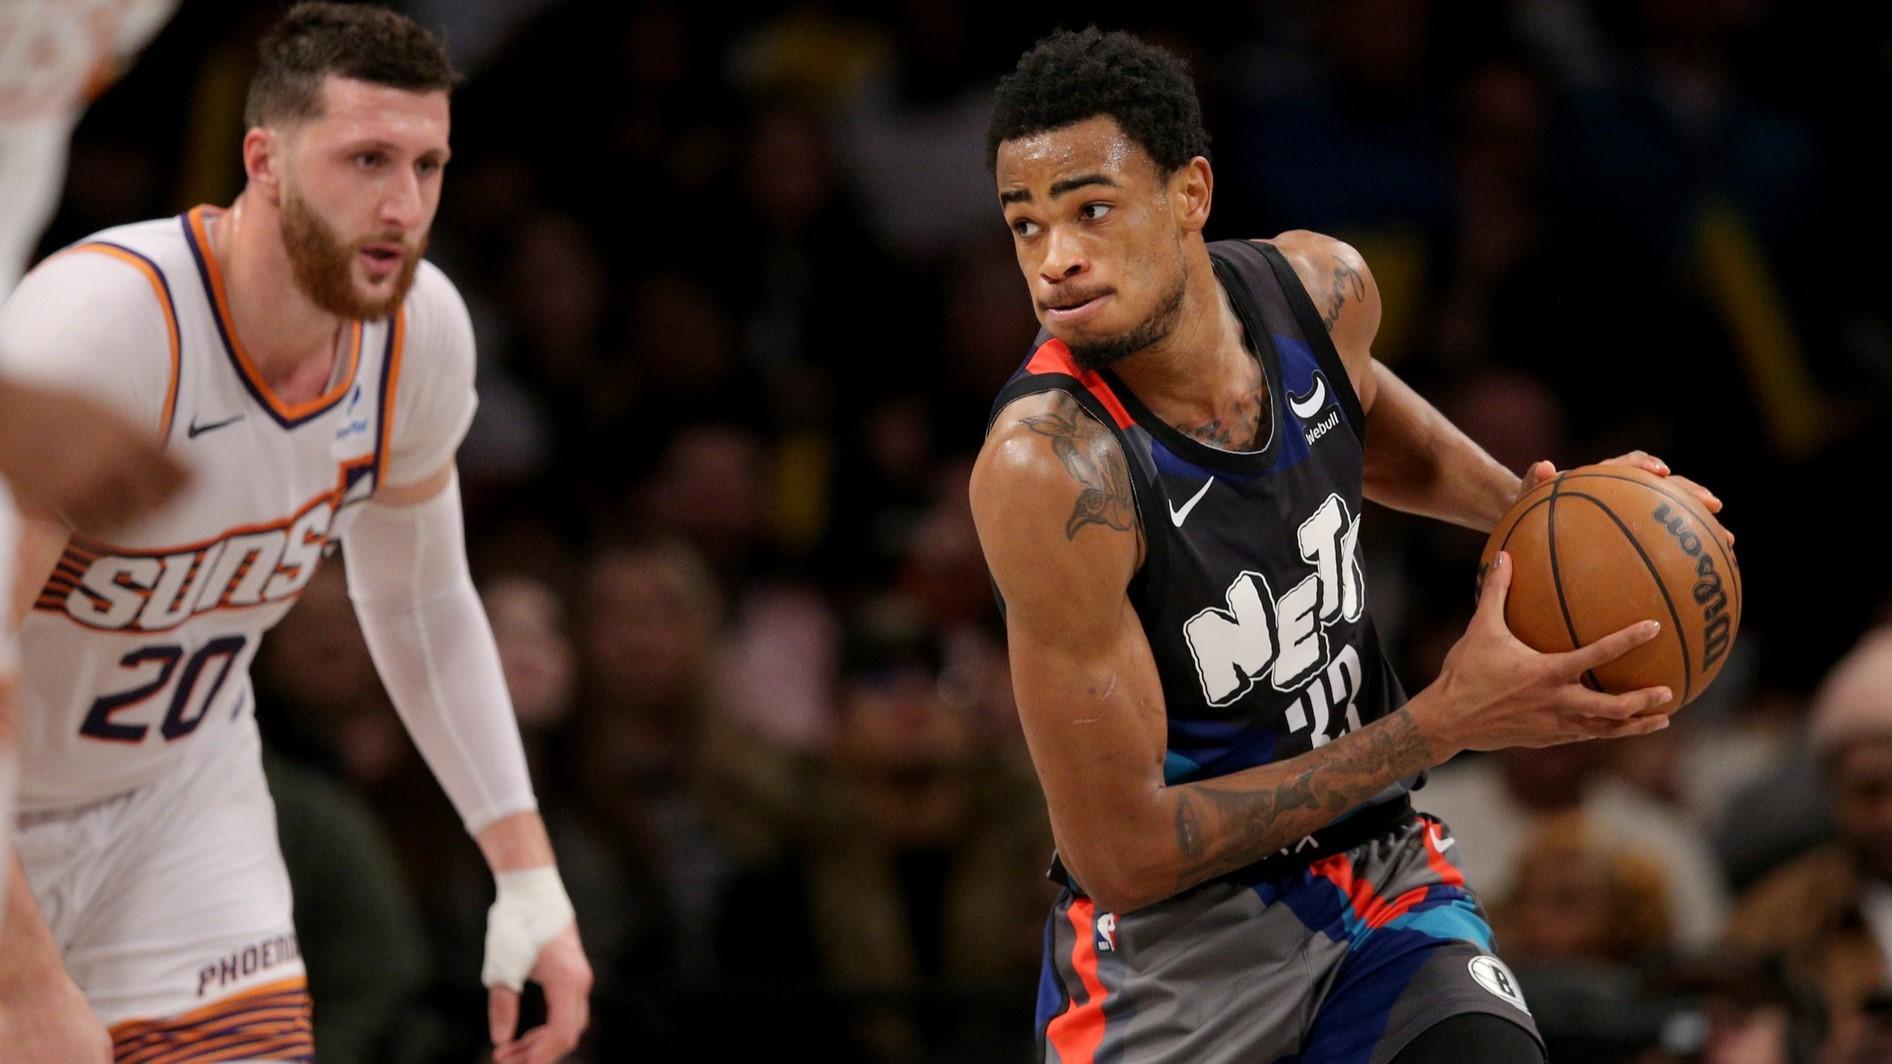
[1417,741,1730,946]
[1725,628,1892,1064]
[792,603,1052,1061]
[572,537,767,980]
[1633,952,1827,1064]
[1493,812,1674,967]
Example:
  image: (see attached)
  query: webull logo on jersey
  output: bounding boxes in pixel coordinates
[44,472,375,633]
[333,382,371,443]
[1183,493,1365,712]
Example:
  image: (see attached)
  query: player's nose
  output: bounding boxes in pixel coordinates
[1038,226,1087,283]
[378,170,425,231]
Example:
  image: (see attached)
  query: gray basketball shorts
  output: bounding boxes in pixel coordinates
[1035,814,1541,1064]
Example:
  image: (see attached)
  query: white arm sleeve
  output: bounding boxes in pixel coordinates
[341,473,537,833]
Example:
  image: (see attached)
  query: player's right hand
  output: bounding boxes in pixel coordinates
[0,970,113,1064]
[1420,550,1675,754]
[0,379,186,534]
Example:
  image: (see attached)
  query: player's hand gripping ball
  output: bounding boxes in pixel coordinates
[1479,464,1741,716]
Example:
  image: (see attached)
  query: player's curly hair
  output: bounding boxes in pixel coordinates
[986,27,1211,174]
[245,2,460,128]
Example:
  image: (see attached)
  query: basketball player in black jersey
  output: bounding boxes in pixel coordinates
[971,29,1729,1064]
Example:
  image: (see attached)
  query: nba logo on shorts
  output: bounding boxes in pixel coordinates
[1468,955,1530,1013]
[1095,912,1118,952]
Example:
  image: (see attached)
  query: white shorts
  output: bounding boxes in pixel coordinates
[14,720,314,1061]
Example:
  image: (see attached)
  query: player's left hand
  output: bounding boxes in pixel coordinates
[1523,451,1732,547]
[489,923,591,1064]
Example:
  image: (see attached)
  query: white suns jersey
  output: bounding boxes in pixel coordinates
[0,206,476,811]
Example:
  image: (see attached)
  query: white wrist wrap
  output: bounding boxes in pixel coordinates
[481,866,576,991]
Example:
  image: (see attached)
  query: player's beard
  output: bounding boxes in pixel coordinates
[1067,260,1188,372]
[280,190,423,320]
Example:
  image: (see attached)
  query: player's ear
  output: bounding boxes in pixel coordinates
[242,127,284,206]
[1171,156,1212,235]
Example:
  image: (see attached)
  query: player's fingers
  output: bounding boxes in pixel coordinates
[497,1025,567,1064]
[544,967,590,1044]
[1524,459,1556,488]
[1472,551,1512,629]
[492,1028,544,1064]
[1581,709,1673,740]
[488,985,519,1047]
[1664,474,1723,514]
[1559,619,1662,674]
[1611,450,1669,476]
[1564,683,1673,721]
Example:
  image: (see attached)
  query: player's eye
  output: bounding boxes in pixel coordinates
[1012,218,1040,238]
[416,158,441,177]
[1080,202,1113,221]
[354,152,386,170]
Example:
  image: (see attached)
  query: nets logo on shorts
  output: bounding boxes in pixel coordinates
[1468,955,1531,1014]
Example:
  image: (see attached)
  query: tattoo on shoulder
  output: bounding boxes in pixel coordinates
[1021,394,1136,541]
[1321,260,1366,334]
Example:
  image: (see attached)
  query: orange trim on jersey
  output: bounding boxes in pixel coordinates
[1026,338,1135,429]
[185,206,364,422]
[374,305,407,485]
[110,976,313,1064]
[1045,897,1109,1064]
[63,243,182,444]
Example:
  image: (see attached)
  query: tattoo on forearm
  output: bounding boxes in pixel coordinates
[1321,261,1366,333]
[1022,395,1136,540]
[1170,708,1434,890]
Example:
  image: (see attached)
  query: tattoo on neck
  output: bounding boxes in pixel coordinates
[1180,386,1272,451]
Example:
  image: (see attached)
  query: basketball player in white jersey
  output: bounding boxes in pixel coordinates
[0,5,589,1062]
[0,0,185,987]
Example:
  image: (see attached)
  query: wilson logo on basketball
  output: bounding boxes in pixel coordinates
[1652,502,1734,670]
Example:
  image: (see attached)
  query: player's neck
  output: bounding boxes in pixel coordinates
[215,194,345,401]
[1111,245,1256,423]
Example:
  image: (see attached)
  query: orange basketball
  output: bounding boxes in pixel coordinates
[1478,464,1742,714]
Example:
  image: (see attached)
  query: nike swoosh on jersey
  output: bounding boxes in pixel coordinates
[187,413,245,438]
[1168,477,1215,527]
[1287,375,1328,421]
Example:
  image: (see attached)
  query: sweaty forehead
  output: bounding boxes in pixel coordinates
[307,75,450,142]
[995,116,1148,192]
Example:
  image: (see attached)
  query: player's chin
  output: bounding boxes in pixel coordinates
[1040,309,1128,349]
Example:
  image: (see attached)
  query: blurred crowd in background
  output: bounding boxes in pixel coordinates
[33,0,1892,1061]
